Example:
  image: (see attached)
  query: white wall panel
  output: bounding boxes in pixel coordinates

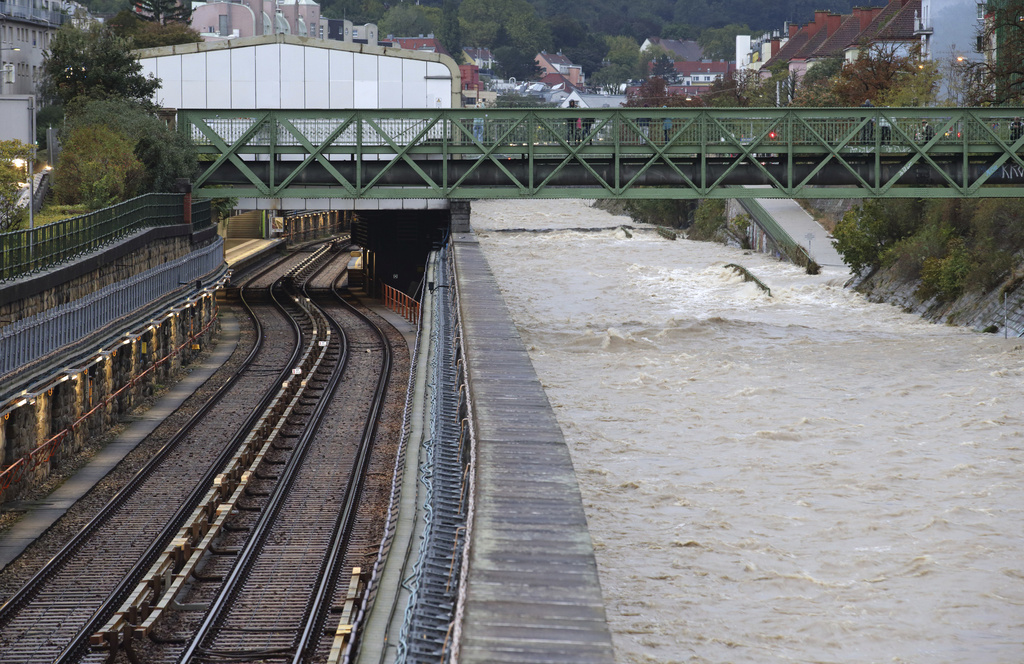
[328,50,354,109]
[155,56,182,109]
[180,52,208,108]
[402,60,427,108]
[280,44,306,107]
[206,50,231,108]
[353,53,377,108]
[426,62,452,108]
[304,48,329,108]
[378,57,403,107]
[230,48,257,109]
[255,44,282,109]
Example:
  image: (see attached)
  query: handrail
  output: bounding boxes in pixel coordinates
[724,263,771,296]
[1,194,212,282]
[382,283,420,324]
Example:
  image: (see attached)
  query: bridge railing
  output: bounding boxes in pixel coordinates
[0,194,212,282]
[180,108,1024,199]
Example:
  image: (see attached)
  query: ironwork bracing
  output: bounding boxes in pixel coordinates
[179,107,1024,200]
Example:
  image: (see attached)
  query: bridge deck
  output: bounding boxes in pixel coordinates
[181,107,1024,200]
[452,233,615,663]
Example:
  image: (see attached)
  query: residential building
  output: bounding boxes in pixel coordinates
[736,31,786,71]
[0,0,71,97]
[535,51,583,87]
[640,37,703,61]
[459,63,497,107]
[754,0,923,84]
[463,46,494,71]
[191,0,320,41]
[663,60,735,87]
[322,19,378,45]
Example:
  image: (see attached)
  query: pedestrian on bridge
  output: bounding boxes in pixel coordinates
[918,120,934,144]
[1011,117,1023,142]
[860,99,874,143]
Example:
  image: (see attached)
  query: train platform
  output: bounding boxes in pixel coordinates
[449,233,615,663]
[224,238,284,271]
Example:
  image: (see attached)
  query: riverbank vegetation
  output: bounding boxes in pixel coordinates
[833,198,1024,302]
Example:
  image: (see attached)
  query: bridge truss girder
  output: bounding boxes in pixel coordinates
[179,108,1024,200]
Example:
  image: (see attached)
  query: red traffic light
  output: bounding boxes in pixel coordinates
[768,130,778,140]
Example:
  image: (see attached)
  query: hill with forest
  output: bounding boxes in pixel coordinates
[85,0,886,45]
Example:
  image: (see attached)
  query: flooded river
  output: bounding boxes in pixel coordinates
[471,199,1024,664]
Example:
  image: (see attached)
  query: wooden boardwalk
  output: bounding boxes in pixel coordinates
[452,233,615,663]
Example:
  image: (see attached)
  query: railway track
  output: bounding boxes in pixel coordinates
[153,248,394,664]
[0,250,325,663]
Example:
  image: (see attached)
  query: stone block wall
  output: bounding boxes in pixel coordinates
[0,236,197,330]
[0,292,217,503]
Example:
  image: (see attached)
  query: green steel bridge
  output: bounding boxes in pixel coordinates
[180,107,1024,200]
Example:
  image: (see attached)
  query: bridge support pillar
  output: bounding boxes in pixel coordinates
[449,201,471,233]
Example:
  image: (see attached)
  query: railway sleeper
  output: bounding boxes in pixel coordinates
[92,324,338,656]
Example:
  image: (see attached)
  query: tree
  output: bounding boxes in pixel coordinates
[605,35,640,74]
[564,35,609,79]
[975,0,1024,104]
[651,54,675,78]
[379,4,435,38]
[790,57,845,107]
[439,0,462,59]
[459,0,549,56]
[65,99,197,195]
[832,199,923,274]
[133,0,191,25]
[42,23,160,109]
[831,43,936,106]
[109,10,202,49]
[493,45,542,80]
[0,140,33,231]
[493,92,554,107]
[697,24,749,61]
[624,77,697,107]
[55,124,146,208]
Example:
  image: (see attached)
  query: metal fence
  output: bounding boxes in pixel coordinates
[1,193,212,282]
[394,245,471,664]
[0,237,224,380]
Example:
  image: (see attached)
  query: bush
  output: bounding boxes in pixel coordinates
[623,199,694,228]
[689,199,726,241]
[881,222,953,280]
[832,198,924,274]
[55,124,145,207]
[919,238,972,300]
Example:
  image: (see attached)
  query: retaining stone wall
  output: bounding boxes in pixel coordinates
[0,294,217,503]
[0,236,194,330]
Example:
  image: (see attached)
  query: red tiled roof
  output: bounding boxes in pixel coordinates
[874,0,920,41]
[540,72,581,91]
[538,51,575,67]
[763,29,810,68]
[763,0,920,69]
[814,14,864,57]
[396,37,450,57]
[859,0,905,42]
